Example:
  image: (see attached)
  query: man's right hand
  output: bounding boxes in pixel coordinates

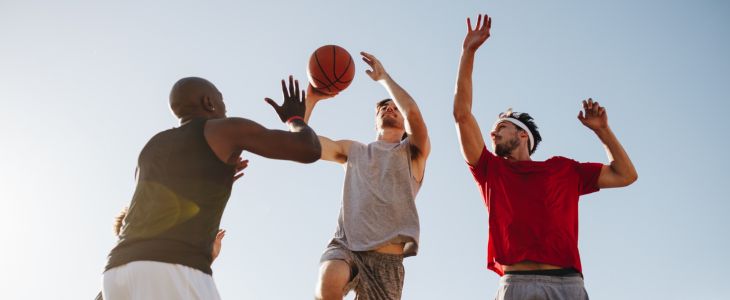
[306,83,337,103]
[265,75,307,123]
[463,13,492,52]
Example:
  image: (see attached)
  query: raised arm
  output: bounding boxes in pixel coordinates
[206,76,321,164]
[361,51,430,165]
[453,14,491,165]
[578,98,638,188]
[303,83,352,164]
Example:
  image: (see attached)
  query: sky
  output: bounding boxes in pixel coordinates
[1,0,729,299]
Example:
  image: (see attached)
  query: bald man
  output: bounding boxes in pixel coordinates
[102,76,321,300]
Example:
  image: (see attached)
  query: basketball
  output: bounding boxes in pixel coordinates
[307,45,355,95]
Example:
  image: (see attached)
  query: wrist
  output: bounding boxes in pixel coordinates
[286,115,304,124]
[462,48,477,55]
[592,126,611,135]
[377,73,393,84]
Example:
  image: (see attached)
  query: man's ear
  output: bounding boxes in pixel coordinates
[202,96,215,112]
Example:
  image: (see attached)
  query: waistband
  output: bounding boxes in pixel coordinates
[500,273,585,286]
[504,268,580,277]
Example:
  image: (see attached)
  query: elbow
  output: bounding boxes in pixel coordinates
[302,148,321,164]
[453,109,470,123]
[297,139,321,164]
[617,171,639,187]
[626,171,639,186]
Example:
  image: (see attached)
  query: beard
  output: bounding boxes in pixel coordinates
[495,135,520,157]
[379,116,401,129]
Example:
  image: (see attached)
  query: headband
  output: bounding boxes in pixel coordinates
[492,117,535,152]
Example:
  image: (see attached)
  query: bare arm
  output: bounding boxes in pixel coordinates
[361,52,431,165]
[318,136,353,164]
[214,117,321,163]
[578,98,638,188]
[454,14,491,165]
[207,76,321,164]
[301,84,354,164]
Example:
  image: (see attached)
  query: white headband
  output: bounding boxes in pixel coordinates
[492,117,535,152]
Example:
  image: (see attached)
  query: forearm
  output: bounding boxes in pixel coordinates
[303,99,318,124]
[379,74,419,118]
[453,50,476,121]
[594,126,638,182]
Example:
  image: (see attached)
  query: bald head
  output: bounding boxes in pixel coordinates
[169,77,224,120]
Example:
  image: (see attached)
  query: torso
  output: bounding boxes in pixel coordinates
[503,261,563,272]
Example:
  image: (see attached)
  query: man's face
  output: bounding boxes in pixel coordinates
[376,101,404,130]
[491,121,521,157]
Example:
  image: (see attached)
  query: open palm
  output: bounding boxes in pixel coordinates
[463,14,491,51]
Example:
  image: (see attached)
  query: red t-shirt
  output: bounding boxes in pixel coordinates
[469,147,603,276]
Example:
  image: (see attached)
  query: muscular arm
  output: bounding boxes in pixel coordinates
[360,51,430,182]
[303,85,352,164]
[594,127,638,188]
[378,73,430,160]
[454,14,491,165]
[206,117,321,164]
[578,99,638,188]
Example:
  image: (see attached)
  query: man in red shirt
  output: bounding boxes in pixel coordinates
[453,13,638,299]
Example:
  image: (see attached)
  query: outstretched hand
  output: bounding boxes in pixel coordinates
[361,51,388,82]
[463,13,491,52]
[578,98,609,131]
[265,75,307,123]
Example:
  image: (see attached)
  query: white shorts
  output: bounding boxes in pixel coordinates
[102,261,221,300]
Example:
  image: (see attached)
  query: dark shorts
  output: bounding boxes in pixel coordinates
[321,241,405,300]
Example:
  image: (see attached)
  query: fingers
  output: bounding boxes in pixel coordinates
[294,80,302,101]
[280,79,289,99]
[301,89,306,103]
[264,97,280,109]
[362,56,373,67]
[288,75,296,101]
[486,14,492,31]
[236,158,249,171]
[580,98,606,117]
[360,51,375,66]
[476,14,482,30]
[467,17,473,31]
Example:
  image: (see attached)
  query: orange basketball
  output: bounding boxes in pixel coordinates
[307,45,355,95]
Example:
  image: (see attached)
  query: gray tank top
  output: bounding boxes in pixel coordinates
[331,138,422,257]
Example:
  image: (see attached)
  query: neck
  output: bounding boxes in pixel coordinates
[505,148,532,162]
[179,112,218,125]
[376,128,403,143]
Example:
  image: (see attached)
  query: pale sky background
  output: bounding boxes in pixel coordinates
[1,0,729,299]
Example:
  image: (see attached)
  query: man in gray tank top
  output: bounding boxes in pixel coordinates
[304,52,431,300]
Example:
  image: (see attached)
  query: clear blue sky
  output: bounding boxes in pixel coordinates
[1,0,729,299]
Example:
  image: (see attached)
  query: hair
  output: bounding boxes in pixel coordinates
[498,109,542,155]
[375,99,408,141]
